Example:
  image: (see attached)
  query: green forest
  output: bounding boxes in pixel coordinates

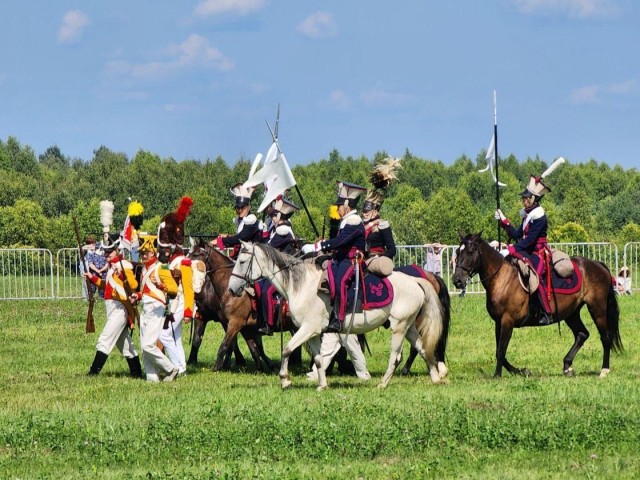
[1,135,639,251]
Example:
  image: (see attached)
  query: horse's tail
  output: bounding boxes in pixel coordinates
[434,275,451,364]
[600,263,623,353]
[414,278,444,364]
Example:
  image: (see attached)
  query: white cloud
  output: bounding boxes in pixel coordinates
[58,10,90,44]
[194,0,266,17]
[296,11,337,39]
[360,87,412,108]
[328,89,352,109]
[570,79,637,104]
[105,34,234,79]
[511,0,618,18]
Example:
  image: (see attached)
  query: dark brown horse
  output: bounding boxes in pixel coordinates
[188,240,278,372]
[452,232,622,378]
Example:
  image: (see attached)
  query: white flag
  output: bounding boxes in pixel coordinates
[478,133,506,187]
[244,148,297,212]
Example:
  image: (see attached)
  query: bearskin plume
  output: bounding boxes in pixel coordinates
[127,200,144,230]
[369,157,402,191]
[158,196,194,247]
[99,200,114,233]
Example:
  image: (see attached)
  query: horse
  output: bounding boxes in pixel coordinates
[228,242,446,390]
[452,232,622,378]
[188,240,278,372]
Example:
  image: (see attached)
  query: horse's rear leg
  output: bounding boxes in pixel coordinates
[403,325,440,383]
[586,302,615,378]
[562,312,589,376]
[214,323,241,371]
[379,327,407,389]
[400,346,419,376]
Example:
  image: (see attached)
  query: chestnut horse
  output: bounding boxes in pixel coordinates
[188,240,278,372]
[452,233,622,378]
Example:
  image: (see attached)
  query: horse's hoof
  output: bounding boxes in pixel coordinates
[564,367,574,377]
[521,369,531,377]
[437,362,449,378]
[400,368,410,376]
[281,378,292,389]
[377,383,388,389]
[599,368,610,379]
[316,385,328,391]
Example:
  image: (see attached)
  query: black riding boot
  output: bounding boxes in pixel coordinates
[88,351,109,376]
[326,310,342,332]
[538,311,554,325]
[126,356,143,378]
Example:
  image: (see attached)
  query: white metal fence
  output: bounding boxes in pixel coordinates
[0,242,635,300]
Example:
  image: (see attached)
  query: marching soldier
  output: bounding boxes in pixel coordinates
[256,197,299,335]
[130,237,179,382]
[84,235,142,378]
[157,196,195,376]
[212,183,265,259]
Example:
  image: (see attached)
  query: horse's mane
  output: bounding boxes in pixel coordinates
[256,244,317,294]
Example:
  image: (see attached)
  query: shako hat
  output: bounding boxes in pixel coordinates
[334,181,367,208]
[230,183,255,208]
[269,197,300,220]
[519,176,551,199]
[157,196,194,248]
[138,234,158,254]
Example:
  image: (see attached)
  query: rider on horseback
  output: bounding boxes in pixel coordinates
[308,181,367,332]
[214,183,265,259]
[256,196,300,335]
[495,176,553,325]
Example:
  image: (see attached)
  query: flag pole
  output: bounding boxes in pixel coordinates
[265,118,320,238]
[493,90,501,245]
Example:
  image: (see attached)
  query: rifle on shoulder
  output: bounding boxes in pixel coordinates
[72,216,96,333]
[118,257,140,331]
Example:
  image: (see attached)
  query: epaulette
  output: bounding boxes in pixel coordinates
[160,264,170,270]
[181,258,192,266]
[275,224,293,236]
[343,214,362,226]
[378,220,390,229]
[244,214,257,226]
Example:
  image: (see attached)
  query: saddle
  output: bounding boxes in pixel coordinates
[512,249,582,295]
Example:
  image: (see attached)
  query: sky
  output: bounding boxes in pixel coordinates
[1,0,639,170]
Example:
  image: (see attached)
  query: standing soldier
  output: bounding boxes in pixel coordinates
[157,196,195,376]
[84,234,142,378]
[256,196,299,335]
[130,237,179,382]
[212,183,265,259]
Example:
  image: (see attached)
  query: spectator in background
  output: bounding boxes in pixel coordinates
[88,238,109,299]
[423,242,445,277]
[616,266,632,295]
[80,236,103,299]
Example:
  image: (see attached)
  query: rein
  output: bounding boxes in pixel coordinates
[460,243,506,286]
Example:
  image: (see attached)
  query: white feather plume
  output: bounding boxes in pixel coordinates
[100,200,114,233]
[541,157,565,179]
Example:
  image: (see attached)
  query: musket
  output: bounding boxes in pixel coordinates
[72,216,96,334]
[321,215,326,240]
[118,256,140,332]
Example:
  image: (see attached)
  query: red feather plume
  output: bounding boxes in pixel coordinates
[175,196,194,223]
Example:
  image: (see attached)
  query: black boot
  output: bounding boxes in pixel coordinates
[88,351,109,376]
[326,312,342,333]
[258,323,273,336]
[538,311,554,325]
[126,356,143,378]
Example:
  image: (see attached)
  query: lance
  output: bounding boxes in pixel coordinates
[265,116,320,238]
[493,91,502,246]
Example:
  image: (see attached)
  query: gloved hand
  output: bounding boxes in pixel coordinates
[494,209,510,225]
[301,243,316,254]
[500,248,510,257]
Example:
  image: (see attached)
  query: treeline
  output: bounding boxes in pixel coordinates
[1,135,639,251]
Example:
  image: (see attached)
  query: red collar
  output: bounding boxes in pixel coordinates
[144,257,158,268]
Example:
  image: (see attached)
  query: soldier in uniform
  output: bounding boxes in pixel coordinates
[256,197,299,335]
[130,237,180,382]
[495,175,553,324]
[212,183,265,259]
[157,197,195,376]
[308,181,367,332]
[84,235,142,377]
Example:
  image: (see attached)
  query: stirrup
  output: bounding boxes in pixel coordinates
[258,324,273,336]
[538,312,553,325]
[326,317,342,333]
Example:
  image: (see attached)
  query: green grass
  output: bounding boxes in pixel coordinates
[1,295,640,479]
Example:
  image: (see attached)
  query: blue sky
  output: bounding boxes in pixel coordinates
[1,0,638,170]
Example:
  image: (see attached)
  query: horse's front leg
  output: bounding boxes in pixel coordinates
[214,322,241,371]
[494,320,528,377]
[379,326,406,388]
[279,323,318,389]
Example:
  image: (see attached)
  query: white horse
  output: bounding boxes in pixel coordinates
[228,242,445,390]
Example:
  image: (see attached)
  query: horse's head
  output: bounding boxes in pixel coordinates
[452,232,483,289]
[228,241,261,297]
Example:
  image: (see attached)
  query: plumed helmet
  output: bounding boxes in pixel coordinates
[230,183,255,208]
[127,200,144,230]
[363,157,402,212]
[157,196,194,248]
[138,234,158,254]
[269,197,300,220]
[334,181,367,208]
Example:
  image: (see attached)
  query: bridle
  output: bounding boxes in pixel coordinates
[456,239,505,286]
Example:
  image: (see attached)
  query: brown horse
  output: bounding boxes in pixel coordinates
[452,232,622,378]
[188,240,278,372]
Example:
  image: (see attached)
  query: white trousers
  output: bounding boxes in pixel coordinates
[96,300,137,358]
[140,297,176,382]
[159,296,186,374]
[307,333,371,380]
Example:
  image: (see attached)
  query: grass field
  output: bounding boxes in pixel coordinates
[1,294,639,479]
